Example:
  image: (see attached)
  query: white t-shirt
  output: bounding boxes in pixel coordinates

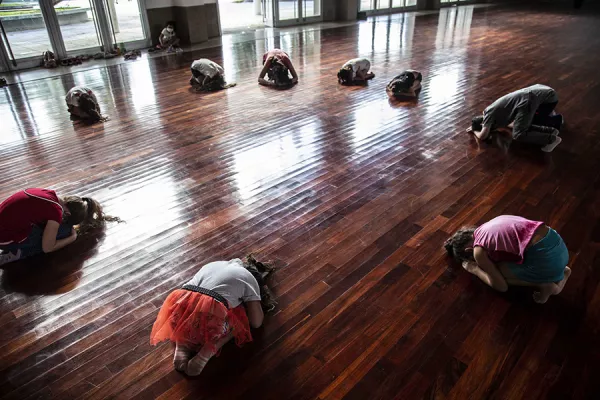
[342,58,370,80]
[191,59,224,79]
[185,259,261,308]
[65,86,96,107]
[161,27,175,40]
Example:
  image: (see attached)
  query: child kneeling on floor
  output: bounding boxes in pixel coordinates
[337,58,375,85]
[258,49,298,87]
[386,70,422,98]
[444,215,571,304]
[150,257,273,376]
[189,58,236,91]
[65,86,105,122]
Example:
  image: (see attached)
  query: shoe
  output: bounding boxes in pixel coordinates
[541,136,562,153]
[0,249,22,266]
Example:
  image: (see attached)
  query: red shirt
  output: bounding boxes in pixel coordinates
[0,188,63,244]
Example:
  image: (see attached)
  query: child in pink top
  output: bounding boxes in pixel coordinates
[258,49,298,87]
[444,215,571,304]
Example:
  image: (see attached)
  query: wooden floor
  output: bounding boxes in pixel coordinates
[2,4,600,399]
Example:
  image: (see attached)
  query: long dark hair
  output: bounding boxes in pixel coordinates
[62,196,122,234]
[78,94,102,121]
[444,227,476,262]
[267,59,292,87]
[337,67,354,85]
[389,71,416,94]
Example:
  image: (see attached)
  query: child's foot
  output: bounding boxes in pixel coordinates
[186,349,212,376]
[533,282,560,304]
[541,135,562,153]
[0,249,21,266]
[173,344,192,373]
[533,290,551,304]
[554,266,572,294]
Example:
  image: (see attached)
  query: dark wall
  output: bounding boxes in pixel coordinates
[147,3,218,46]
[205,3,220,38]
[146,7,175,45]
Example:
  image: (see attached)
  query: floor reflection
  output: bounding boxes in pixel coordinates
[425,6,475,122]
[358,14,415,56]
[232,121,321,204]
[435,6,474,49]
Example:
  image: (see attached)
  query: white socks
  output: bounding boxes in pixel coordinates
[0,249,21,267]
[186,348,213,376]
[173,344,193,373]
[542,136,562,153]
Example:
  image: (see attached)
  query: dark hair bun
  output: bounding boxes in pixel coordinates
[443,239,454,255]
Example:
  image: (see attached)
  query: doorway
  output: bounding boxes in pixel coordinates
[217,0,264,33]
[359,0,417,15]
[0,0,149,72]
[217,0,322,33]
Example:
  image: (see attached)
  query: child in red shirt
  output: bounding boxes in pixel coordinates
[0,188,115,266]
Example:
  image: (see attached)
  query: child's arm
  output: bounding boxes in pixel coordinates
[258,57,274,86]
[467,247,509,292]
[42,221,77,253]
[245,301,264,328]
[467,125,491,141]
[288,63,299,84]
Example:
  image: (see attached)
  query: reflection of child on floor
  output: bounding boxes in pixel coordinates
[158,22,180,52]
[386,70,422,98]
[337,58,375,85]
[189,58,236,91]
[65,86,104,122]
[258,49,298,87]
[150,259,265,376]
[445,215,571,304]
[0,188,112,266]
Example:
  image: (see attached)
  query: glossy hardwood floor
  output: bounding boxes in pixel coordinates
[2,4,600,399]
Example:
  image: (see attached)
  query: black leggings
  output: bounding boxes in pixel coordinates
[191,68,225,90]
[533,101,562,130]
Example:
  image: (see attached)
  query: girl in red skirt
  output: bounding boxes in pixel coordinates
[150,258,265,376]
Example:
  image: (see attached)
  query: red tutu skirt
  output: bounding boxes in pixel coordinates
[150,289,252,353]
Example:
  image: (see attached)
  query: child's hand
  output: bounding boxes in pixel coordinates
[466,126,473,133]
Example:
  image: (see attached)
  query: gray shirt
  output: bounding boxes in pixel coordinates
[185,259,261,308]
[483,84,558,137]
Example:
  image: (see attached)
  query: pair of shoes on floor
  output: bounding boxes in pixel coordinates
[0,249,22,266]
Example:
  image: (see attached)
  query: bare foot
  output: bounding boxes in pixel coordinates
[554,266,572,294]
[533,291,550,304]
[533,283,555,304]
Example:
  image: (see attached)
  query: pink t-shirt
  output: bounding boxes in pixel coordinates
[263,49,292,70]
[473,215,544,264]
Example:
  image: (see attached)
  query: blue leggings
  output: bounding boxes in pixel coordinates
[505,228,569,283]
[0,224,73,260]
